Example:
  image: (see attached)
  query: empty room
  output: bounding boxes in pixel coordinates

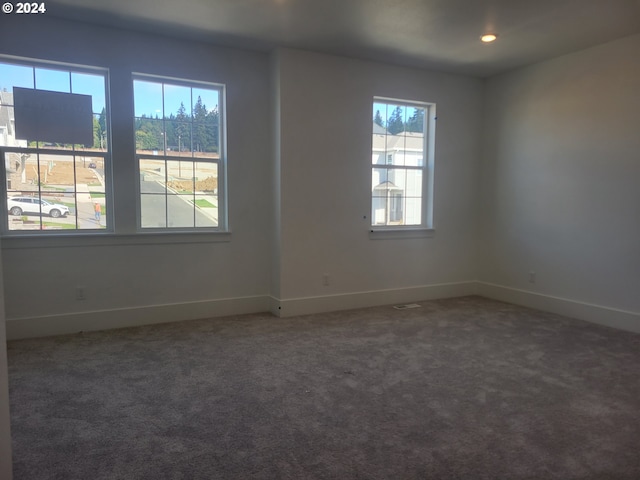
[0,0,639,478]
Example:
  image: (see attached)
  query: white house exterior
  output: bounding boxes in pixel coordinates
[0,92,27,149]
[371,122,424,225]
[1,91,30,189]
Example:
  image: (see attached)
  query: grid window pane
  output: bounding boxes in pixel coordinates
[34,68,70,93]
[140,194,166,228]
[0,63,34,91]
[405,132,425,167]
[372,167,390,190]
[41,192,75,230]
[5,191,75,231]
[167,194,195,228]
[405,169,423,196]
[404,197,422,226]
[386,168,406,190]
[4,151,109,231]
[0,103,28,148]
[133,80,163,118]
[1,59,110,234]
[92,113,108,152]
[192,88,219,114]
[71,72,106,114]
[389,135,406,166]
[164,85,191,118]
[135,76,224,230]
[371,98,430,227]
[194,162,218,194]
[371,133,386,165]
[140,158,167,193]
[167,160,194,194]
[166,120,192,156]
[192,122,219,159]
[7,154,38,193]
[135,118,165,155]
[194,195,218,227]
[40,153,73,188]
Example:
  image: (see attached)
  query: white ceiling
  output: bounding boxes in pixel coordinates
[49,0,640,77]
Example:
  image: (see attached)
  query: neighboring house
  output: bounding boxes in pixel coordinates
[371,122,424,225]
[0,91,26,148]
[0,91,30,190]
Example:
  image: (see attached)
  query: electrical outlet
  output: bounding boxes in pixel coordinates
[323,274,330,286]
[529,271,536,284]
[76,287,86,301]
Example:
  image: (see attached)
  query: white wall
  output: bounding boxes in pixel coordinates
[1,18,637,335]
[480,34,640,330]
[0,20,485,333]
[0,241,12,480]
[274,49,483,313]
[0,17,273,338]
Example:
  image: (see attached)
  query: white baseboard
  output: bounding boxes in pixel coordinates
[9,282,635,340]
[6,295,271,340]
[271,281,478,317]
[477,282,640,333]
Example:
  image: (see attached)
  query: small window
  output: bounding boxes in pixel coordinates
[133,75,225,230]
[371,98,434,228]
[0,57,110,233]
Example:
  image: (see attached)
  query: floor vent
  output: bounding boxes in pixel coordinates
[393,303,422,310]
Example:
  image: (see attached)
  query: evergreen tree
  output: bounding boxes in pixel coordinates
[192,96,208,152]
[135,130,154,151]
[135,115,163,151]
[206,107,219,153]
[374,110,384,127]
[98,108,107,137]
[165,114,176,151]
[175,102,190,152]
[92,117,101,148]
[405,108,425,133]
[176,102,188,122]
[386,106,405,135]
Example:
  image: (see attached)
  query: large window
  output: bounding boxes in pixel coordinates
[134,76,225,230]
[0,58,109,232]
[371,98,434,228]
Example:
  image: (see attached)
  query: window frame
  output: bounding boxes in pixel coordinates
[132,73,228,232]
[0,55,112,236]
[370,97,436,233]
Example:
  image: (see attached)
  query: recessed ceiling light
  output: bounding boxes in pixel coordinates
[481,34,498,43]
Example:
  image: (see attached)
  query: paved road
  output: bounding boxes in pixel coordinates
[7,172,217,230]
[140,179,216,228]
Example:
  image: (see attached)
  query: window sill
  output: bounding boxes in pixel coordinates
[369,227,435,240]
[1,230,232,249]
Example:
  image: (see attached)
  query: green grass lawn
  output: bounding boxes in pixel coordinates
[90,192,106,199]
[42,222,76,230]
[192,199,217,208]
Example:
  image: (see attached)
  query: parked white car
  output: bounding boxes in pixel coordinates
[7,196,70,218]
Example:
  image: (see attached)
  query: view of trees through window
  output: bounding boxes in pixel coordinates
[135,98,219,154]
[374,105,424,135]
[134,77,223,229]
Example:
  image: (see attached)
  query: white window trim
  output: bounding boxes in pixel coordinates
[370,97,436,233]
[0,55,113,236]
[132,73,229,233]
[369,227,435,240]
